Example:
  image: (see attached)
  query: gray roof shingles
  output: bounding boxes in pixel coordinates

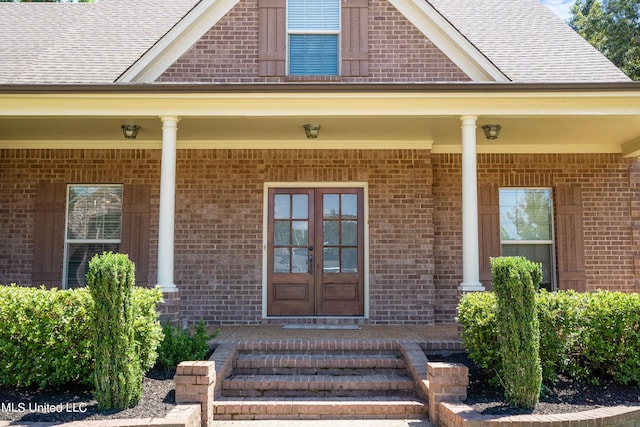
[0,0,630,84]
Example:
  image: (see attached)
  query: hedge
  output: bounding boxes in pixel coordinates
[458,290,640,385]
[0,284,163,388]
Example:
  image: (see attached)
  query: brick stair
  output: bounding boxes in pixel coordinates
[211,340,430,420]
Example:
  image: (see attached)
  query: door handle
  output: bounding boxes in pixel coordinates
[308,255,314,274]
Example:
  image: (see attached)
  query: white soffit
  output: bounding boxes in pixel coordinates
[118,0,240,83]
[388,0,509,82]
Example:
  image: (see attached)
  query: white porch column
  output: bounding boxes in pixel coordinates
[157,116,179,293]
[459,115,485,291]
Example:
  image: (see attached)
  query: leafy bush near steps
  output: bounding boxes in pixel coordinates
[154,319,217,371]
[0,283,163,388]
[458,288,640,386]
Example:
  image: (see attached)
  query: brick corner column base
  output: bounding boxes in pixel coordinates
[175,360,216,427]
[427,361,469,426]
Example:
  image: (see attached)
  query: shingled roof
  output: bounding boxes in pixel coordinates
[0,0,630,84]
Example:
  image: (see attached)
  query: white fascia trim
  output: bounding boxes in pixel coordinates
[117,0,240,83]
[388,0,509,83]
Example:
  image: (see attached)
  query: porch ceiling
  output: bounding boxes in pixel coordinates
[1,84,639,155]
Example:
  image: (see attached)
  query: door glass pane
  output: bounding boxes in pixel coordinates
[292,248,308,273]
[341,220,357,245]
[292,195,308,219]
[323,194,340,219]
[274,194,291,219]
[502,244,552,290]
[341,194,357,218]
[274,220,290,246]
[323,220,339,245]
[323,247,339,273]
[341,248,358,273]
[274,248,291,273]
[292,221,309,246]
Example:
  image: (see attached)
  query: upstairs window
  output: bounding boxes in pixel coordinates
[499,188,555,290]
[287,0,340,76]
[64,185,122,288]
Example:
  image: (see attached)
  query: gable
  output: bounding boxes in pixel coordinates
[155,0,472,84]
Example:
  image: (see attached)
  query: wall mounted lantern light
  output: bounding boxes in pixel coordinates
[121,124,140,139]
[303,124,320,139]
[481,124,501,140]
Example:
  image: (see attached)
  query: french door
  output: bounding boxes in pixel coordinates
[267,188,365,316]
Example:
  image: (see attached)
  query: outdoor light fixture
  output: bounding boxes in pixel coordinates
[121,124,140,139]
[482,124,501,140]
[303,124,320,139]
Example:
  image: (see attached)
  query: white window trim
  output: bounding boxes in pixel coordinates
[62,184,123,289]
[262,182,369,319]
[499,187,556,290]
[285,0,342,76]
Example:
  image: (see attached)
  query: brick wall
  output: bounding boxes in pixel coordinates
[432,153,639,323]
[175,149,435,325]
[2,149,638,326]
[0,149,161,286]
[158,0,470,84]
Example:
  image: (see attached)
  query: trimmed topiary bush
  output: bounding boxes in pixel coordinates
[491,256,542,409]
[87,252,143,410]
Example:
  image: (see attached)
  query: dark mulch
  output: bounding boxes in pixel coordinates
[427,352,640,416]
[0,370,176,423]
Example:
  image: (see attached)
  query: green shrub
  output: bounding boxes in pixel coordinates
[87,252,142,409]
[154,319,216,371]
[457,291,500,379]
[458,288,640,388]
[491,256,542,409]
[0,284,163,389]
[581,291,640,384]
[0,285,93,387]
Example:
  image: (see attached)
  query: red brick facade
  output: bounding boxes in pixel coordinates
[1,149,638,325]
[158,0,470,84]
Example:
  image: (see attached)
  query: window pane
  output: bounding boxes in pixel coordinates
[274,220,290,246]
[342,220,357,245]
[292,195,308,219]
[292,248,308,273]
[288,0,340,31]
[274,248,291,273]
[274,195,290,219]
[323,194,340,219]
[341,194,357,218]
[502,244,552,290]
[66,243,119,288]
[342,248,358,273]
[289,34,339,76]
[500,189,552,241]
[323,247,339,273]
[291,221,309,246]
[67,185,122,240]
[324,220,339,245]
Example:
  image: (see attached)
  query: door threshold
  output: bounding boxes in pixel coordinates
[282,324,361,330]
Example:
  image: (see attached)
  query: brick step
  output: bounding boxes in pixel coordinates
[222,373,416,398]
[233,350,406,375]
[213,397,427,420]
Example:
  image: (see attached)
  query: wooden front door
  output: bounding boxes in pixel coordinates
[267,188,365,316]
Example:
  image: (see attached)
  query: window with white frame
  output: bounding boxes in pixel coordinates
[64,185,122,288]
[499,188,555,290]
[287,0,340,76]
